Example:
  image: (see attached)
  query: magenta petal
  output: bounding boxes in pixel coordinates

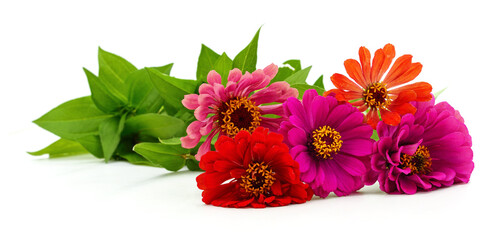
[340,139,373,156]
[295,151,312,172]
[399,177,418,194]
[288,128,307,146]
[335,154,366,176]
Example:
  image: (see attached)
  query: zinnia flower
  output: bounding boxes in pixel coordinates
[366,97,474,194]
[279,89,374,198]
[181,64,298,160]
[324,44,432,128]
[196,127,313,208]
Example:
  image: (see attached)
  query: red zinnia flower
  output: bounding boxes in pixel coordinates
[324,44,432,128]
[196,127,313,208]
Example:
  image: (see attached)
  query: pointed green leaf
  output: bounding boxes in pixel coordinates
[76,134,104,158]
[284,66,312,85]
[213,53,233,85]
[133,142,189,171]
[283,59,302,71]
[291,84,325,99]
[33,96,113,140]
[233,28,260,73]
[152,63,173,75]
[197,44,220,82]
[127,69,165,114]
[84,68,126,113]
[271,67,295,83]
[28,138,88,158]
[98,47,137,95]
[99,114,127,161]
[123,113,185,141]
[146,68,197,115]
[314,75,325,89]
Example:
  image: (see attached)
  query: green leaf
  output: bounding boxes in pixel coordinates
[434,87,447,99]
[133,142,189,171]
[146,68,197,115]
[233,27,260,73]
[271,67,295,83]
[371,130,379,141]
[99,114,127,162]
[127,68,165,114]
[185,159,202,171]
[123,113,185,141]
[33,96,113,140]
[76,134,104,158]
[291,84,325,99]
[28,138,88,158]
[283,59,302,71]
[197,44,220,82]
[98,47,137,95]
[284,66,312,85]
[213,53,233,85]
[84,68,126,113]
[152,63,173,75]
[314,75,325,89]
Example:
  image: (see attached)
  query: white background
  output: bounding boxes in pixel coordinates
[1,0,494,239]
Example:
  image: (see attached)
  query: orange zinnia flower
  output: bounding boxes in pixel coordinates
[324,44,432,129]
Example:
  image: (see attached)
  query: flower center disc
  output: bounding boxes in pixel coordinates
[240,162,276,197]
[363,82,391,109]
[218,97,261,137]
[400,145,432,175]
[310,125,343,160]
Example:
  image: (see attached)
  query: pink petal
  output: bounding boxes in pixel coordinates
[182,94,199,110]
[207,70,222,85]
[228,68,242,83]
[263,63,278,80]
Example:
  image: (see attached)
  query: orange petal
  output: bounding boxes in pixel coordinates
[380,108,401,126]
[386,63,423,88]
[330,73,363,92]
[359,46,372,85]
[365,109,380,129]
[382,55,413,86]
[388,103,417,116]
[389,82,432,101]
[371,49,385,83]
[344,59,367,88]
[357,105,368,112]
[392,90,417,104]
[350,100,365,107]
[379,44,396,81]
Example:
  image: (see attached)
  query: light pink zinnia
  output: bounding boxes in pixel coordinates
[181,64,298,161]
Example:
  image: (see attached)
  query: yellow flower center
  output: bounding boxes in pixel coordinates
[400,145,432,175]
[218,97,261,137]
[310,125,343,159]
[363,82,391,109]
[239,162,276,197]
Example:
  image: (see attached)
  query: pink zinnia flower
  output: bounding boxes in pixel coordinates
[181,64,298,161]
[279,89,374,197]
[366,97,474,194]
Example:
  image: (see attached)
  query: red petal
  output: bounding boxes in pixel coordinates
[365,109,380,129]
[392,90,417,104]
[344,59,366,88]
[330,73,363,92]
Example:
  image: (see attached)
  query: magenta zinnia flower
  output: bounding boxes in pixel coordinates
[366,97,474,194]
[181,64,298,160]
[279,89,374,197]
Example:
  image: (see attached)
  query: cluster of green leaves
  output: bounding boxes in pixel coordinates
[30,48,200,171]
[31,27,327,172]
